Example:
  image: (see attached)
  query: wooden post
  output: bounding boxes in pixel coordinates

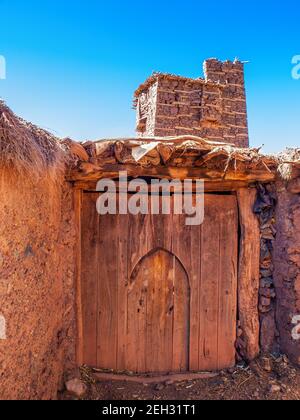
[237,188,260,361]
[74,189,84,366]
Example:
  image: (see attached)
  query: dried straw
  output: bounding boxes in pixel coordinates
[0,100,68,180]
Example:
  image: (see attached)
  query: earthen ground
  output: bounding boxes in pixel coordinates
[61,356,300,401]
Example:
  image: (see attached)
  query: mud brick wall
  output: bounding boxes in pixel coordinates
[136,82,158,136]
[136,59,249,147]
[0,176,76,400]
[273,178,300,365]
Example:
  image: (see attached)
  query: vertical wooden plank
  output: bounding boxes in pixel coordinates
[145,251,165,373]
[181,194,202,372]
[74,189,84,366]
[117,213,129,371]
[81,193,99,366]
[128,212,152,275]
[127,248,190,374]
[171,206,192,372]
[126,262,147,373]
[126,211,150,372]
[189,222,201,372]
[97,211,119,370]
[172,257,190,372]
[172,213,192,272]
[146,250,175,373]
[217,196,238,369]
[136,274,148,373]
[151,198,173,252]
[159,252,175,373]
[237,188,260,361]
[198,195,220,371]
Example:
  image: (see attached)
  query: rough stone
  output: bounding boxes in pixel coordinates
[256,184,277,354]
[154,383,165,391]
[65,379,87,399]
[261,357,272,372]
[269,384,281,393]
[295,275,300,295]
[287,178,300,194]
[260,311,276,353]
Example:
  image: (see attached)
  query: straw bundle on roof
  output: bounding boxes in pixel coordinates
[0,100,67,178]
[274,148,300,181]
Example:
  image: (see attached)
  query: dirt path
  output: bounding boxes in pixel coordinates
[62,355,300,401]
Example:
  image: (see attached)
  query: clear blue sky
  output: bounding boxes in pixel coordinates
[0,0,299,153]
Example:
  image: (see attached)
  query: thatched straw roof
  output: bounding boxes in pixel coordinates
[0,100,68,176]
[1,100,299,182]
[274,148,300,180]
[277,148,300,165]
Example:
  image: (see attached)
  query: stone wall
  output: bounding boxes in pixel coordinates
[135,59,249,147]
[254,184,278,354]
[0,174,76,400]
[273,178,300,365]
[236,181,300,364]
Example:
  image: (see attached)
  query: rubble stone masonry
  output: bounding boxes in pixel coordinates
[254,184,278,354]
[135,59,249,147]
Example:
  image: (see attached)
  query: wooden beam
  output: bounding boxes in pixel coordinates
[93,371,218,384]
[67,163,276,183]
[72,179,252,193]
[237,188,260,361]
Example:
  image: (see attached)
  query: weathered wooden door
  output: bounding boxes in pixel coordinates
[127,248,189,373]
[80,193,238,373]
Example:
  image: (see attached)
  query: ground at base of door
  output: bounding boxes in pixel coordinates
[60,355,300,401]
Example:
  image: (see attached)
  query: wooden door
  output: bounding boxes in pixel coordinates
[127,249,189,373]
[80,193,238,373]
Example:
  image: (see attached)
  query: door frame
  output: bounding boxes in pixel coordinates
[73,181,260,367]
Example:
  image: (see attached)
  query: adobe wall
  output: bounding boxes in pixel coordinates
[136,59,249,147]
[136,81,158,136]
[273,178,300,365]
[0,174,76,400]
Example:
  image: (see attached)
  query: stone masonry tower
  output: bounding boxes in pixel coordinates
[134,58,249,147]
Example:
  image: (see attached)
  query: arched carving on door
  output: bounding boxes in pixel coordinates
[130,247,190,286]
[126,248,190,374]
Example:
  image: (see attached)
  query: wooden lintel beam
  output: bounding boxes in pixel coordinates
[72,179,253,193]
[67,163,276,184]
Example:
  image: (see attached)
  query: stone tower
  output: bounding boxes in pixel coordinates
[134,58,249,148]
